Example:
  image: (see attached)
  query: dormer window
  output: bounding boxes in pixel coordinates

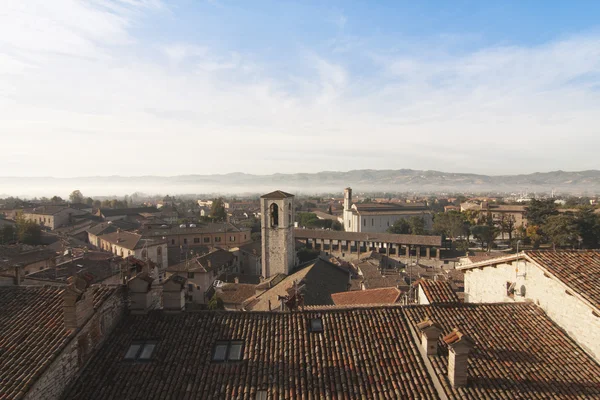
[309,318,323,333]
[212,340,244,362]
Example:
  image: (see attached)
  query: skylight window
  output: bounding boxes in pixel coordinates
[212,340,244,362]
[309,318,324,333]
[124,342,157,361]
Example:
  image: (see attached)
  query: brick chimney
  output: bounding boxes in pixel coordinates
[162,275,186,313]
[13,265,22,286]
[416,319,443,355]
[443,328,475,388]
[63,276,94,330]
[127,272,154,314]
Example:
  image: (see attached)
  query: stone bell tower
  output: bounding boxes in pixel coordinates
[261,190,295,278]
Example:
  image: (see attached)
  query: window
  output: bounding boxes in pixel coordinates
[269,203,279,227]
[244,234,247,240]
[193,237,199,243]
[188,283,194,291]
[363,219,366,226]
[309,318,323,333]
[188,272,195,279]
[371,218,374,226]
[212,340,244,362]
[215,237,221,243]
[171,239,175,245]
[124,342,157,361]
[183,238,187,245]
[230,236,235,242]
[204,237,210,243]
[157,247,162,256]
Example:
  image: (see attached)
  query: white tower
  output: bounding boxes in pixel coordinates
[261,190,295,278]
[344,187,352,211]
[343,187,354,232]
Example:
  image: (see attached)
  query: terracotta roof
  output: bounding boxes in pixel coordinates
[244,259,349,311]
[357,262,406,290]
[23,205,70,215]
[404,302,600,399]
[260,190,294,199]
[27,255,120,284]
[215,283,257,305]
[0,285,116,400]
[99,207,158,217]
[295,228,442,247]
[86,220,138,236]
[167,249,235,273]
[526,250,600,310]
[0,248,56,270]
[354,203,427,213]
[63,302,600,400]
[63,308,439,400]
[143,222,249,237]
[416,279,459,303]
[331,287,402,306]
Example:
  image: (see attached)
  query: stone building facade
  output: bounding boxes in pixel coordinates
[458,251,600,362]
[261,190,295,278]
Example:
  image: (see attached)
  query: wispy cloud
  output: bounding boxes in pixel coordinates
[1,1,600,178]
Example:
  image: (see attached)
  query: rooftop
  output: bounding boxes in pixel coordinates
[331,287,402,306]
[62,302,600,399]
[295,228,442,247]
[167,249,235,273]
[416,279,460,303]
[98,207,159,217]
[0,285,116,400]
[260,190,294,199]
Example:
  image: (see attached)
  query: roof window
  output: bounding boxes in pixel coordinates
[124,341,157,361]
[309,317,324,333]
[212,340,244,362]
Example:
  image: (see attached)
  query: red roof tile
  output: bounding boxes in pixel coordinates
[331,287,402,306]
[417,279,459,303]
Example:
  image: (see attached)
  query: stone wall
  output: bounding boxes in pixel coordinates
[24,288,126,400]
[464,261,600,362]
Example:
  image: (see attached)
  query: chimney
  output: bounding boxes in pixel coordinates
[14,265,22,286]
[416,319,443,355]
[162,275,186,313]
[127,272,154,314]
[234,276,239,284]
[63,276,94,330]
[443,328,475,388]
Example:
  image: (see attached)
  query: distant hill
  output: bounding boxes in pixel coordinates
[1,169,599,197]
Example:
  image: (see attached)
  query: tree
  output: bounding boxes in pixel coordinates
[84,197,94,206]
[432,211,469,239]
[1,224,16,244]
[408,216,426,235]
[93,199,102,208]
[525,199,558,227]
[470,217,499,251]
[297,247,320,263]
[69,190,84,203]
[207,293,224,310]
[14,212,42,245]
[497,214,516,241]
[575,207,600,249]
[50,196,63,204]
[545,214,578,250]
[526,225,543,249]
[387,218,410,234]
[251,232,261,242]
[210,198,227,222]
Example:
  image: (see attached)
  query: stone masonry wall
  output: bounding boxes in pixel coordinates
[24,288,126,400]
[464,261,600,362]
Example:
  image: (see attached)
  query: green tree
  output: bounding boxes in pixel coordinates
[251,232,261,242]
[525,199,558,227]
[14,212,42,245]
[1,224,16,243]
[526,225,543,249]
[297,247,320,263]
[207,293,224,310]
[210,198,227,222]
[408,216,426,235]
[575,207,600,249]
[93,199,102,208]
[50,195,63,204]
[545,214,578,250]
[470,216,499,251]
[387,218,410,234]
[497,214,516,241]
[84,197,94,206]
[69,190,84,203]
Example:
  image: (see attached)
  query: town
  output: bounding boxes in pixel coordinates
[1,186,599,399]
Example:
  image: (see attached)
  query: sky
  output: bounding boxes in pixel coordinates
[1,0,600,178]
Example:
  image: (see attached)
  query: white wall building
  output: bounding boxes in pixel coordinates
[458,250,600,362]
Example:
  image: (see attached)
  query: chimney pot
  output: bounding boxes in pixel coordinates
[443,328,475,388]
[416,318,443,355]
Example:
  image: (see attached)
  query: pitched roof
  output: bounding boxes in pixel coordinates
[244,259,349,311]
[0,285,116,400]
[404,302,600,399]
[331,287,402,306]
[97,230,142,250]
[27,255,120,284]
[0,247,57,271]
[215,283,257,305]
[357,261,406,290]
[86,220,138,236]
[23,205,70,215]
[167,249,234,273]
[260,190,294,199]
[294,228,442,247]
[63,302,600,400]
[62,307,439,400]
[416,279,460,303]
[458,250,600,310]
[99,207,158,217]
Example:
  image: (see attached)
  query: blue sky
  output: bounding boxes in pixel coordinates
[1,0,600,177]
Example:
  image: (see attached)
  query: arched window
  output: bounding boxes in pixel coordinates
[270,203,279,227]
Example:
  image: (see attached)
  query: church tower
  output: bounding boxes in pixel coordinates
[261,190,295,278]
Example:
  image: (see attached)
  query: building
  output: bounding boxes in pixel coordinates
[166,248,236,304]
[260,190,295,278]
[0,246,57,277]
[142,222,252,249]
[234,240,262,276]
[460,201,527,230]
[342,188,432,233]
[0,280,124,400]
[415,279,460,304]
[91,230,167,274]
[96,207,160,221]
[62,300,600,399]
[22,206,87,230]
[458,250,600,362]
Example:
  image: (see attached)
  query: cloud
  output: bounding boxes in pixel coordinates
[1,1,600,180]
